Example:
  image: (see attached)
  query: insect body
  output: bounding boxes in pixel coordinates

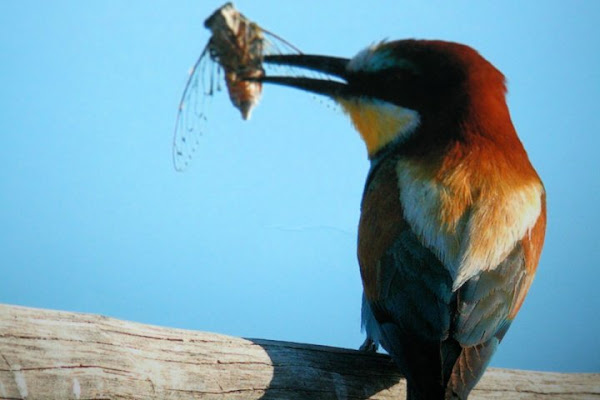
[172,3,300,171]
[204,3,265,120]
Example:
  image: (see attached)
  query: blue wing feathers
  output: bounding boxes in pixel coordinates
[454,244,526,346]
[362,216,528,398]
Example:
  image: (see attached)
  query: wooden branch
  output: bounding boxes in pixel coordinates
[0,304,597,399]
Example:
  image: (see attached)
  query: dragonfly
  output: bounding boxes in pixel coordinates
[172,3,302,171]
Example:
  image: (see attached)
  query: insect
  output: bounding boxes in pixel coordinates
[172,3,301,171]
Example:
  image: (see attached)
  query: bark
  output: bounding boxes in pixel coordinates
[0,304,598,399]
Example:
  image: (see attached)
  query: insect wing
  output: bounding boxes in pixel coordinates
[262,29,302,57]
[172,45,218,171]
[261,30,335,93]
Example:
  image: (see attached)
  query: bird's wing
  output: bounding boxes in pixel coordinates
[452,187,547,345]
[446,200,545,397]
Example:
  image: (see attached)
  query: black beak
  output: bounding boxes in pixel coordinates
[260,54,352,98]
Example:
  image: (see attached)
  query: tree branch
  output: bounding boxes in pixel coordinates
[0,304,597,399]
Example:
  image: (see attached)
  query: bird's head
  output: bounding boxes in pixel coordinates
[262,40,512,159]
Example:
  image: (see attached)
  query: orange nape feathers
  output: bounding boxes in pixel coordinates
[395,137,545,290]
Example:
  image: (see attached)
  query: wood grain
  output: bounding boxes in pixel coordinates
[0,304,597,399]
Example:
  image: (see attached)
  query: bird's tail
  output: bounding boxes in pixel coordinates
[381,325,502,399]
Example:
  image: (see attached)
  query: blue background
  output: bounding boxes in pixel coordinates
[1,1,598,372]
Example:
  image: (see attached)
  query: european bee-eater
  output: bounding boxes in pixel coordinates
[260,40,546,399]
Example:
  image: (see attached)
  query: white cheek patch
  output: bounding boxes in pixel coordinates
[396,160,544,291]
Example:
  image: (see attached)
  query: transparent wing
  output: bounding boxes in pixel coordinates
[172,44,221,171]
[262,29,302,56]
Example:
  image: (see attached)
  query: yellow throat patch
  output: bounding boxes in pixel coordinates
[337,97,420,157]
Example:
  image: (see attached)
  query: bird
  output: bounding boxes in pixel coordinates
[259,39,546,399]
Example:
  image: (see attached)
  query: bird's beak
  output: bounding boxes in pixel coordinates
[259,54,352,98]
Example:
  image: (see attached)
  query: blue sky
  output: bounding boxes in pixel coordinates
[1,1,599,373]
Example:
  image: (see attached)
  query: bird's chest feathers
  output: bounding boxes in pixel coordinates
[395,158,543,290]
[338,98,420,156]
